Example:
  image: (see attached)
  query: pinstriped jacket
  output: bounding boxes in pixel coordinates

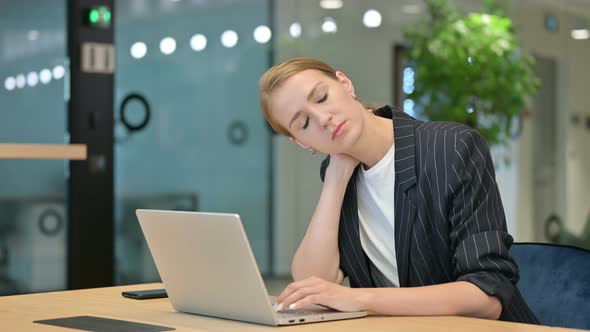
[320,106,538,323]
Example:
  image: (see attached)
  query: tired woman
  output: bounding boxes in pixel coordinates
[258,57,537,323]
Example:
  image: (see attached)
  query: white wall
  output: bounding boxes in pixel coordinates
[271,0,590,275]
[513,0,590,239]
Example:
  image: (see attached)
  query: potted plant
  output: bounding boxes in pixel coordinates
[404,0,539,146]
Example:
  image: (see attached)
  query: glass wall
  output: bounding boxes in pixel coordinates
[0,0,69,295]
[114,0,273,284]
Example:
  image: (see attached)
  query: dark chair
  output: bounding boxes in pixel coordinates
[511,242,590,330]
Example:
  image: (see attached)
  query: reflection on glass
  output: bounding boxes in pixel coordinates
[52,66,65,80]
[114,0,271,284]
[4,77,16,91]
[254,25,272,44]
[221,30,238,48]
[15,74,26,89]
[130,42,147,59]
[26,72,39,87]
[159,37,176,55]
[190,34,207,51]
[0,0,68,295]
[39,69,52,84]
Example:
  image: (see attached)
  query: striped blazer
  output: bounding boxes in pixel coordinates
[320,106,538,323]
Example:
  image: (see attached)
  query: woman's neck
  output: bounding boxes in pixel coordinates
[349,112,394,170]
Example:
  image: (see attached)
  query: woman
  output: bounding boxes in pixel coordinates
[259,58,538,323]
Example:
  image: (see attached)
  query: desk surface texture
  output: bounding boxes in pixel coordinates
[0,283,583,331]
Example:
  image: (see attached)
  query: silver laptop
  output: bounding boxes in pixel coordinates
[136,209,367,326]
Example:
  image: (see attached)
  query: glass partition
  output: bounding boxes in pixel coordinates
[114,0,273,284]
[0,0,68,295]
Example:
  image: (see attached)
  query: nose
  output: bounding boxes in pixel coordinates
[314,109,333,128]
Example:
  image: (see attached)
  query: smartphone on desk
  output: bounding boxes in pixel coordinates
[122,288,167,300]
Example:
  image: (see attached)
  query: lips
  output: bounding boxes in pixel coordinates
[332,121,346,140]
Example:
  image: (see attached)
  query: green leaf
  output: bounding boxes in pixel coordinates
[403,0,539,147]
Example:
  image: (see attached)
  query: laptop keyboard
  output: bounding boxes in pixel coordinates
[271,301,334,318]
[276,309,326,318]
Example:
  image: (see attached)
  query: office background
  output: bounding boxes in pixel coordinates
[0,0,588,296]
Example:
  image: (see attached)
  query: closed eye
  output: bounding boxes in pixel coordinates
[302,116,310,129]
[318,93,327,103]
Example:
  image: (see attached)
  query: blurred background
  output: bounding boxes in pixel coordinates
[0,0,588,296]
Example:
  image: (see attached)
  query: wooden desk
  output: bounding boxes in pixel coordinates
[0,283,581,331]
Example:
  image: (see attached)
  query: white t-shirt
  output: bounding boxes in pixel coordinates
[356,142,400,287]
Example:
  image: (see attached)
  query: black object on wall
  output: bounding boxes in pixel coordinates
[392,43,410,111]
[67,0,115,289]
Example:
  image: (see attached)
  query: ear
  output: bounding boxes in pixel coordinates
[335,71,356,98]
[289,137,311,150]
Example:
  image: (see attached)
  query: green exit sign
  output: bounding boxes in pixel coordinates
[84,6,111,28]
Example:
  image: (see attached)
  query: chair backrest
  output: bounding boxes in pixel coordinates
[510,242,590,330]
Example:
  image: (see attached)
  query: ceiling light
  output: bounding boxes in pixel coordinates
[321,17,337,34]
[319,0,343,10]
[289,22,302,38]
[571,29,589,40]
[401,4,421,14]
[363,9,382,28]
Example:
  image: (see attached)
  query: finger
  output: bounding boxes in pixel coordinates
[288,294,321,310]
[280,286,321,311]
[277,276,322,303]
[276,282,299,305]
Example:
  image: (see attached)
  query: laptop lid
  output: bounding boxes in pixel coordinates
[136,209,278,326]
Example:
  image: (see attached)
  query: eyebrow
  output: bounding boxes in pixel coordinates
[288,82,323,129]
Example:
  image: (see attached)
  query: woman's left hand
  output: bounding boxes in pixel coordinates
[275,276,367,312]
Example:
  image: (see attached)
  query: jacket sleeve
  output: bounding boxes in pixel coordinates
[448,127,519,313]
[320,155,330,183]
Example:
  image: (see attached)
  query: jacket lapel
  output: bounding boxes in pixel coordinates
[339,169,373,288]
[339,107,419,288]
[391,110,418,287]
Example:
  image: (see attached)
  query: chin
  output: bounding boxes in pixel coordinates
[342,125,361,150]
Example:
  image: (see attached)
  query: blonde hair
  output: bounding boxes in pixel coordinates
[259,57,379,137]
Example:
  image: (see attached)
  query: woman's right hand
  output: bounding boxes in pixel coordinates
[325,153,360,184]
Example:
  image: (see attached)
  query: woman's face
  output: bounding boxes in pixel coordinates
[269,69,367,155]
